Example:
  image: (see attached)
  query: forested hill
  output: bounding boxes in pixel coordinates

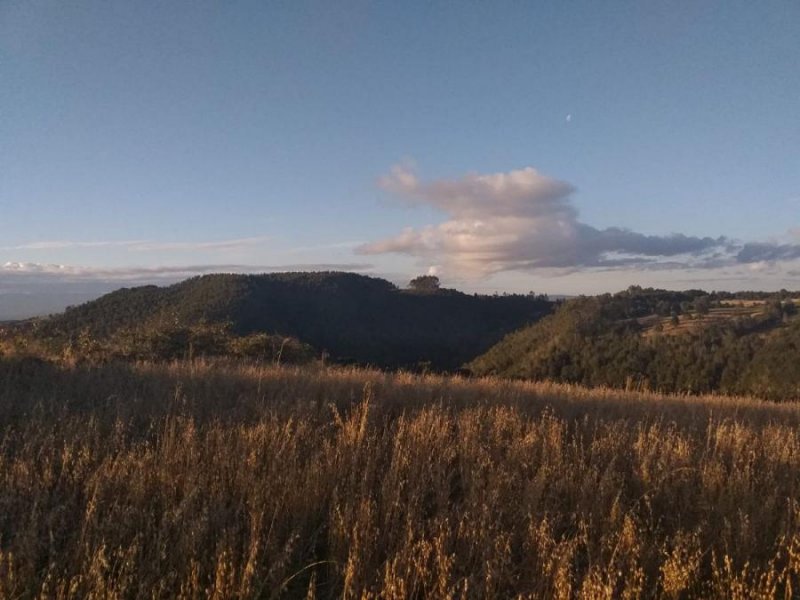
[469,287,800,400]
[25,272,552,369]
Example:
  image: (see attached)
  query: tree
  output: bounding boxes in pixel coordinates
[764,300,784,323]
[408,275,441,292]
[694,295,711,316]
[655,301,671,317]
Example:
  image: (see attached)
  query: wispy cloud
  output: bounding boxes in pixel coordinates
[286,240,364,254]
[4,240,145,251]
[359,164,740,277]
[130,237,270,252]
[0,261,374,282]
[2,236,271,253]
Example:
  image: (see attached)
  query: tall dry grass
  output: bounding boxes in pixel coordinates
[2,358,800,598]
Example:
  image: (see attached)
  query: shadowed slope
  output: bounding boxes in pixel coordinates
[27,272,551,369]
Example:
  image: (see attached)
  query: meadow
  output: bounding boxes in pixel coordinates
[2,358,800,598]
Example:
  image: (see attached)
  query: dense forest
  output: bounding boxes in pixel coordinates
[7,272,551,370]
[469,286,800,400]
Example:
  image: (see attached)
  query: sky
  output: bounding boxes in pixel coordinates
[1,1,799,317]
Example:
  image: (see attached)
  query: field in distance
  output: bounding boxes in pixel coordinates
[2,358,800,598]
[638,297,800,337]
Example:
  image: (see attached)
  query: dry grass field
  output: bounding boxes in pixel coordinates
[2,358,800,598]
[640,300,794,337]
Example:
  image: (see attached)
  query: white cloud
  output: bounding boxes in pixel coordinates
[376,164,577,221]
[359,164,732,277]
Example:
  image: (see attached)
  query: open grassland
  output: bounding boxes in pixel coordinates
[641,300,798,337]
[2,359,800,598]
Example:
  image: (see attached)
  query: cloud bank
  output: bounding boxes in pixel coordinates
[359,165,799,278]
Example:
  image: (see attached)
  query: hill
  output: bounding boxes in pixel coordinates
[469,286,800,400]
[19,272,551,370]
[3,358,800,597]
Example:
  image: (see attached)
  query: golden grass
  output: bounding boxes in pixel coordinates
[640,304,778,337]
[2,358,800,598]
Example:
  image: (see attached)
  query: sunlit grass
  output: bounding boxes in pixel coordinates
[2,358,800,598]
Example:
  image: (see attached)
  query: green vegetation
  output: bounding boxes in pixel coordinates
[6,277,800,401]
[3,359,800,597]
[470,287,800,400]
[10,272,551,370]
[67,322,316,365]
[407,274,442,292]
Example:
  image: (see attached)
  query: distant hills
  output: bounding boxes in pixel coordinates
[469,287,800,400]
[11,275,800,400]
[22,272,552,370]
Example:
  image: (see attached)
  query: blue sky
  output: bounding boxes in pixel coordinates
[1,1,798,315]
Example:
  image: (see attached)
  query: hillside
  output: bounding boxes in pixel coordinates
[21,272,551,370]
[469,287,800,400]
[3,358,800,597]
